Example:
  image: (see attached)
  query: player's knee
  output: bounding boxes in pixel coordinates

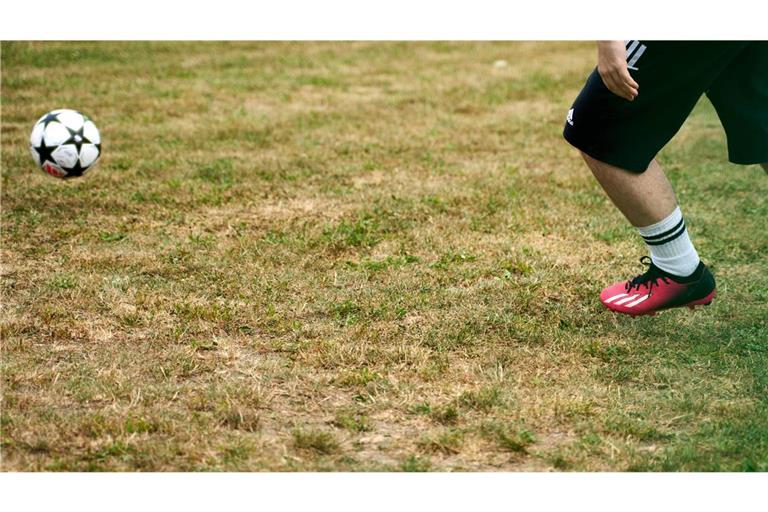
[579,151,603,172]
[579,151,610,180]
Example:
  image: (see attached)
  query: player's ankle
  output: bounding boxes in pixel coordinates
[657,260,706,283]
[637,206,701,280]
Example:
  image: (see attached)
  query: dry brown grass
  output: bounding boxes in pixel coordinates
[2,42,767,471]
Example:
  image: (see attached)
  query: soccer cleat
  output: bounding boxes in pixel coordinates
[600,256,716,317]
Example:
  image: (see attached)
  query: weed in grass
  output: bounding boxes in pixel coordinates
[418,429,465,455]
[410,403,432,416]
[549,454,572,470]
[49,274,77,289]
[332,300,363,326]
[322,214,381,250]
[331,412,371,433]
[430,404,460,426]
[220,409,260,432]
[98,231,127,242]
[189,338,219,352]
[335,367,385,388]
[400,455,432,472]
[459,387,505,412]
[481,422,535,453]
[195,158,235,187]
[220,439,254,467]
[292,429,340,456]
[430,250,477,270]
[123,417,159,435]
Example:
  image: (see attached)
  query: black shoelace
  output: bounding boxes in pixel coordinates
[624,256,670,296]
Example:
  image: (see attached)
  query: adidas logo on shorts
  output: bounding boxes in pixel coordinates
[566,108,574,126]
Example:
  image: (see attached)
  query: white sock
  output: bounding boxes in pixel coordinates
[636,206,700,277]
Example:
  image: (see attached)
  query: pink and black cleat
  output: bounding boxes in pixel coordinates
[600,256,716,317]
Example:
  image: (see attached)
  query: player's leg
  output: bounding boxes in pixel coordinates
[705,42,768,172]
[582,153,700,277]
[582,155,676,228]
[580,153,714,316]
[563,42,747,316]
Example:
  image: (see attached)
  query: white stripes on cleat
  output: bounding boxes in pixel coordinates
[603,293,650,308]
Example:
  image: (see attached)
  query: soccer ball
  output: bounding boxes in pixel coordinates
[29,109,101,179]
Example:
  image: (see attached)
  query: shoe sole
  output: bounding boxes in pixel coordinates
[611,289,717,318]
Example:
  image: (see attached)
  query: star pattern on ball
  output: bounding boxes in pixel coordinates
[39,111,61,128]
[64,159,88,177]
[29,110,101,180]
[64,126,91,153]
[33,139,58,166]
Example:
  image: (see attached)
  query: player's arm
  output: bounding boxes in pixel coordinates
[597,41,639,101]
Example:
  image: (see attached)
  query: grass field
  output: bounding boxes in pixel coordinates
[1,41,767,472]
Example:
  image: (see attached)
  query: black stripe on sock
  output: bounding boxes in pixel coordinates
[644,223,687,246]
[641,218,685,242]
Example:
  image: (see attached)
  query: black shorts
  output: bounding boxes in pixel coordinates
[563,41,768,172]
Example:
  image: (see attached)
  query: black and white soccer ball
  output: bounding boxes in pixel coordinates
[29,109,101,179]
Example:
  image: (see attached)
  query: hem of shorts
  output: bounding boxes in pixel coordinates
[563,129,652,173]
[728,154,768,166]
